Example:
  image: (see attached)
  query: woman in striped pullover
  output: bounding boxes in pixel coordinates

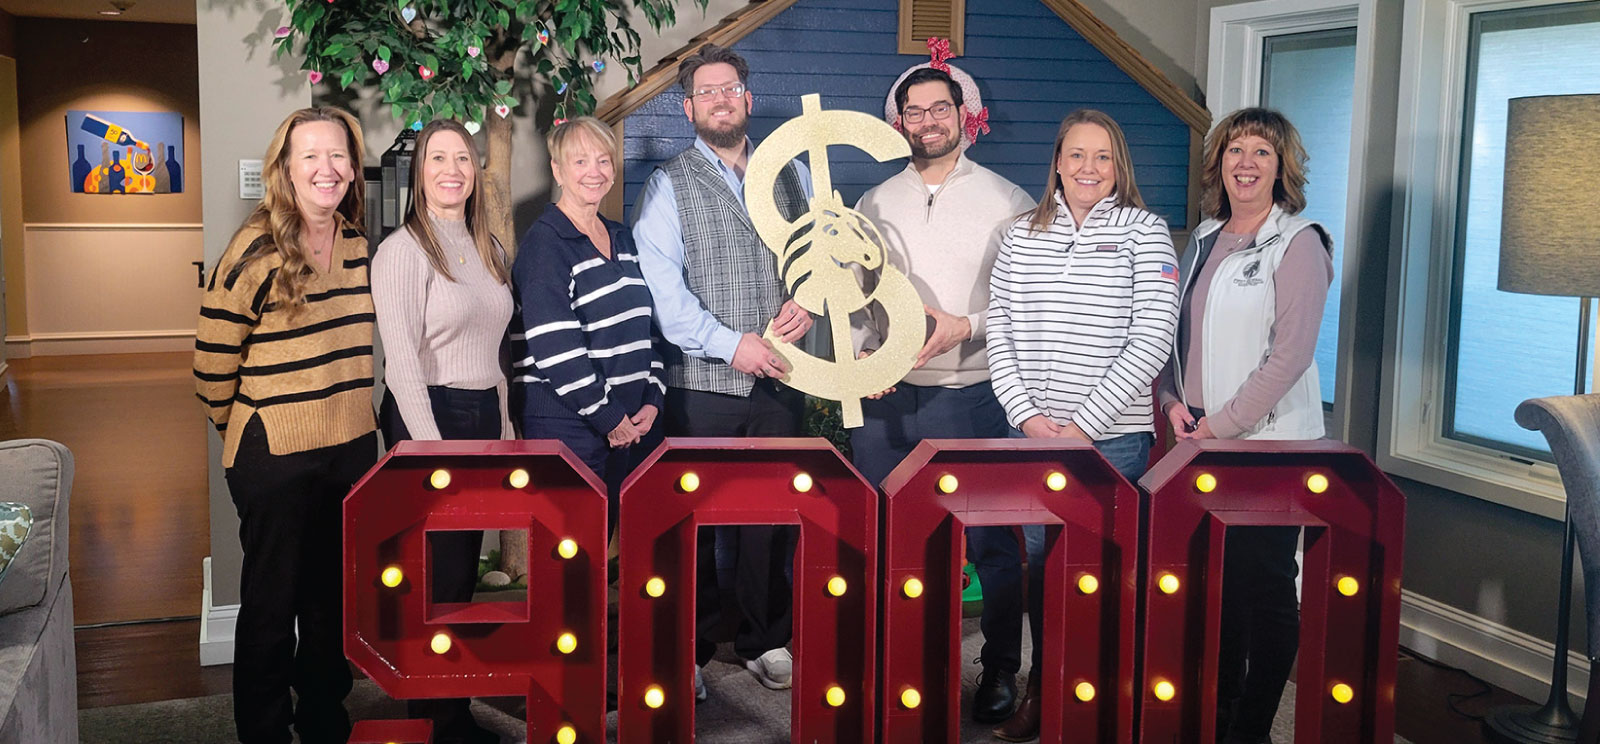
[194,107,375,744]
[984,108,1180,741]
[513,117,665,523]
[371,119,511,744]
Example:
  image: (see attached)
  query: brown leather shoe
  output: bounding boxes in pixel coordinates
[993,673,1041,742]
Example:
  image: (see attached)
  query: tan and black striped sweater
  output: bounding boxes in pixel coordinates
[195,220,377,468]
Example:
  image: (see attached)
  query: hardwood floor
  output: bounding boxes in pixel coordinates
[0,352,210,626]
[75,620,231,708]
[0,353,1540,740]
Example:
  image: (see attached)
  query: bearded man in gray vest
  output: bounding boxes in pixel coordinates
[633,43,813,699]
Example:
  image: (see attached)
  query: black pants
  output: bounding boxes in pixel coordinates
[380,386,500,739]
[665,381,801,665]
[523,412,663,531]
[227,416,377,744]
[1196,407,1302,741]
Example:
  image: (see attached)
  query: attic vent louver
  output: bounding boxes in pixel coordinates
[899,0,965,55]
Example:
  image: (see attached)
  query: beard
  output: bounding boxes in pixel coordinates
[694,105,749,150]
[907,123,959,160]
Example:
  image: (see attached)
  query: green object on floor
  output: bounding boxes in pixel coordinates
[962,562,983,617]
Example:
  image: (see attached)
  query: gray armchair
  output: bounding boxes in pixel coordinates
[0,439,77,743]
[1516,394,1600,743]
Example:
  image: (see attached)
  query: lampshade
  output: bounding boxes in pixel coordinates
[1498,94,1600,298]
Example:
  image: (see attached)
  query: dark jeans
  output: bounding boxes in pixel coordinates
[380,386,501,740]
[523,412,663,531]
[1216,525,1301,741]
[664,381,802,664]
[850,382,1018,673]
[1015,428,1152,670]
[848,381,1010,486]
[226,416,377,744]
[1185,406,1301,741]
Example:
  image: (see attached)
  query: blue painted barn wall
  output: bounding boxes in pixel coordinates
[622,0,1191,229]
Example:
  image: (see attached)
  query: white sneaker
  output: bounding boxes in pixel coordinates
[695,664,708,702]
[746,647,793,690]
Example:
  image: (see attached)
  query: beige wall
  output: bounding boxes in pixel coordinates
[15,18,201,225]
[1077,0,1202,97]
[4,18,203,356]
[0,55,18,371]
[20,225,201,352]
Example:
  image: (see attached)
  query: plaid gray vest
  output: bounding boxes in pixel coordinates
[660,147,809,396]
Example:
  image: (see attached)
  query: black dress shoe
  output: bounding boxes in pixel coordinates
[972,668,1018,724]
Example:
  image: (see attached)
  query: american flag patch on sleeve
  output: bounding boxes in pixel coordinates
[1160,263,1179,283]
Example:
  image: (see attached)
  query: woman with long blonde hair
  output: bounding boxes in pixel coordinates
[371,118,512,744]
[194,106,376,744]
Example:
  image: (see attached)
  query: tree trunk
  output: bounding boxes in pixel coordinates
[484,110,515,254]
[487,49,528,583]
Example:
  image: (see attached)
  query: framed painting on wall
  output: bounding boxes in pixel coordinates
[67,110,184,194]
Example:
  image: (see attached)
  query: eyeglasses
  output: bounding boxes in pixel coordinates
[690,83,747,101]
[901,102,955,124]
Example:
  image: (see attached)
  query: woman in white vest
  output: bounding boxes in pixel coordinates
[1157,107,1333,744]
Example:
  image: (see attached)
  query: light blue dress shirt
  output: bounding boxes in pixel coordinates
[632,136,813,363]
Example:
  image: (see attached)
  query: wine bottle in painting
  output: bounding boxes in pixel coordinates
[166,144,182,194]
[109,150,125,194]
[95,143,111,194]
[71,144,92,194]
[80,113,149,151]
[153,141,170,194]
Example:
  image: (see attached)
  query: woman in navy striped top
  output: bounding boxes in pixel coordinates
[513,117,665,517]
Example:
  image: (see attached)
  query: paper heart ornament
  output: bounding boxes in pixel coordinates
[463,121,481,135]
[307,70,323,84]
[418,65,435,80]
[467,45,480,58]
[274,26,291,38]
[536,29,550,45]
[592,60,605,72]
[372,59,389,75]
[400,5,417,23]
[494,104,511,118]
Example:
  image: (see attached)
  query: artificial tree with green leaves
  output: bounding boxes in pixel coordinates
[273,0,706,248]
[275,0,705,581]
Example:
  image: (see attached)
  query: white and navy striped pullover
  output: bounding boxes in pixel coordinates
[985,194,1180,439]
[511,205,665,434]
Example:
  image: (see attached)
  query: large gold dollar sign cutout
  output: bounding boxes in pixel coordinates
[746,94,925,428]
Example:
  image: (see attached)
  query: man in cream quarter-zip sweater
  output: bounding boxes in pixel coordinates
[851,65,1035,725]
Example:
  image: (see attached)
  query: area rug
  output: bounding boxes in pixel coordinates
[80,617,1413,743]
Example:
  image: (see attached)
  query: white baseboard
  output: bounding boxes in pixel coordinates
[1401,589,1588,706]
[5,329,194,357]
[200,556,237,667]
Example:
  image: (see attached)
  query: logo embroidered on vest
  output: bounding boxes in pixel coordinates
[1234,259,1265,287]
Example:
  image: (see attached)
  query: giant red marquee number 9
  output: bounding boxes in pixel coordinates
[344,440,609,744]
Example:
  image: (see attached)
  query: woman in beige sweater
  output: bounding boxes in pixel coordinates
[371,119,512,744]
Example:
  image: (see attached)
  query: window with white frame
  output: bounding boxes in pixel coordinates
[1384,0,1600,516]
[1442,2,1600,458]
